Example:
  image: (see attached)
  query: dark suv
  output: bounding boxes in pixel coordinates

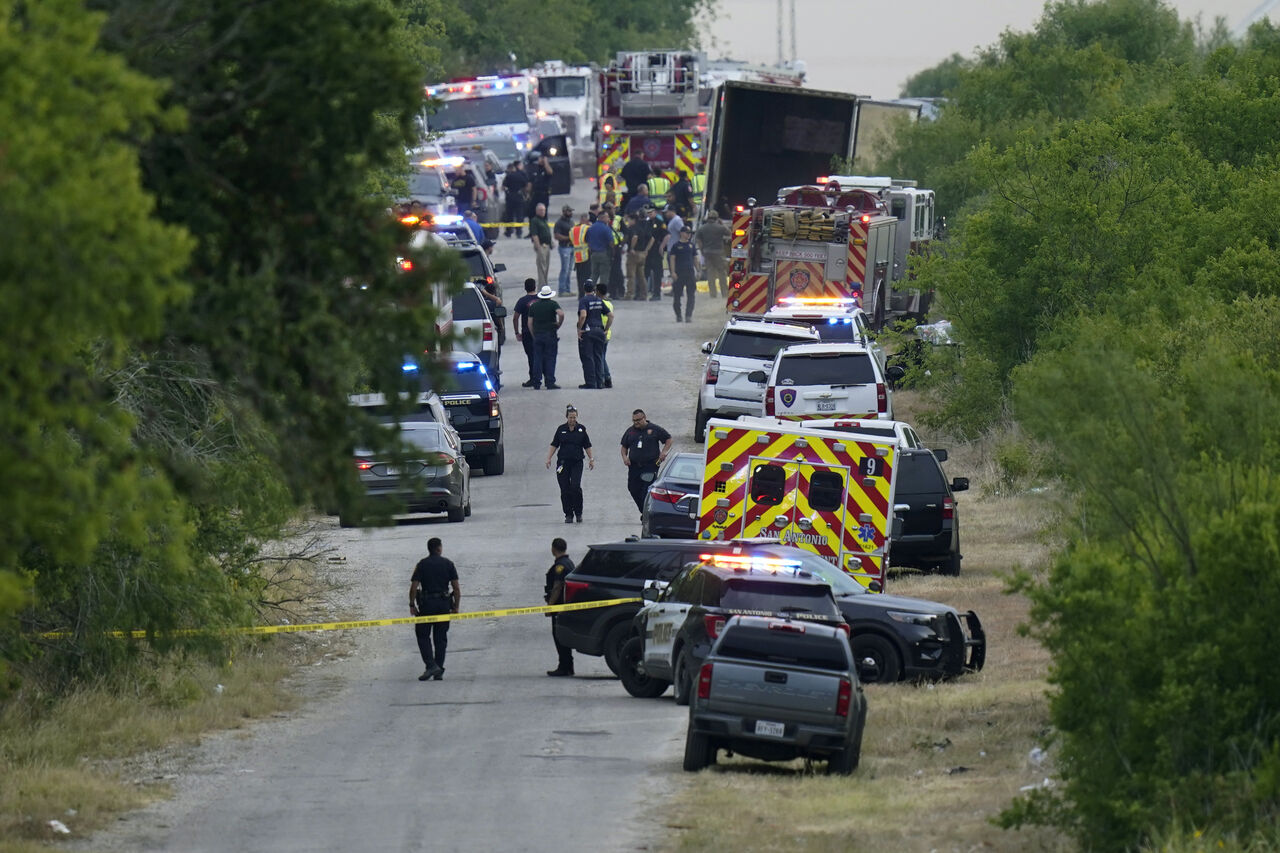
[559,538,985,687]
[621,555,845,704]
[427,351,504,476]
[890,448,968,575]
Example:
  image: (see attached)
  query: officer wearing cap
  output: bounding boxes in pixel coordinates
[546,405,594,524]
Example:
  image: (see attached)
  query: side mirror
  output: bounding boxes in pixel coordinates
[747,370,768,383]
[951,477,970,493]
[493,263,507,272]
[642,587,660,602]
[932,448,948,462]
[700,341,713,354]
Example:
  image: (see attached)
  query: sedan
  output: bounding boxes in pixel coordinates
[340,421,472,527]
[640,452,703,538]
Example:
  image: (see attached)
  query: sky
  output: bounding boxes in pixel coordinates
[702,0,1266,98]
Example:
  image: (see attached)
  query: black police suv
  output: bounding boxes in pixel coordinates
[640,452,703,538]
[557,538,985,687]
[889,447,968,575]
[427,351,505,476]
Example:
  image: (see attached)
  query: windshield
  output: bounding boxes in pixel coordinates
[428,94,527,132]
[777,352,876,385]
[399,426,444,451]
[538,76,588,98]
[408,169,447,198]
[813,319,862,343]
[718,330,809,360]
[775,552,866,596]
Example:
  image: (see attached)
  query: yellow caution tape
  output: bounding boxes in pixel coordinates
[38,598,641,640]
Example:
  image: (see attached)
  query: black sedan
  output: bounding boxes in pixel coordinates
[641,452,703,538]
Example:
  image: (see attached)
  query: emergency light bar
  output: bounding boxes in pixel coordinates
[420,156,466,168]
[778,296,858,306]
[432,215,464,226]
[700,554,803,573]
[425,76,528,97]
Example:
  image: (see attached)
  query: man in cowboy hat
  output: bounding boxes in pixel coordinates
[526,285,565,390]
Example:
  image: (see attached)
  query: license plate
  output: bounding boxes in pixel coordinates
[385,467,402,475]
[755,719,785,738]
[816,400,837,411]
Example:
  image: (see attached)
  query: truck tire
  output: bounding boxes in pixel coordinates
[483,447,505,476]
[602,622,631,676]
[827,741,861,775]
[673,648,693,706]
[850,633,901,684]
[939,552,961,576]
[618,636,670,698]
[694,407,710,443]
[682,726,715,772]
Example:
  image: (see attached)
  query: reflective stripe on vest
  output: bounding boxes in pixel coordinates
[648,176,670,209]
[570,224,590,264]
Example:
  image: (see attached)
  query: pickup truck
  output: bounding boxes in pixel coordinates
[683,615,867,775]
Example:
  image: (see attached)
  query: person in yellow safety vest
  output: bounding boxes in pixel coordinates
[570,213,591,294]
[599,170,619,207]
[647,172,671,210]
[691,172,706,218]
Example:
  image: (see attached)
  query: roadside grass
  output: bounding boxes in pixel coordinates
[0,545,342,851]
[662,391,1071,852]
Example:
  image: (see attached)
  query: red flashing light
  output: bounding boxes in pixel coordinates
[734,205,745,213]
[767,622,806,634]
[697,662,714,699]
[603,123,613,135]
[816,175,830,184]
[836,678,853,717]
[398,258,414,271]
[860,214,872,224]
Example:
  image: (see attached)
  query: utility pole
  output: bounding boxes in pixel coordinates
[790,0,797,63]
[776,0,784,66]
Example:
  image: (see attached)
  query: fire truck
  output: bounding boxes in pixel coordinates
[597,50,706,191]
[696,417,900,591]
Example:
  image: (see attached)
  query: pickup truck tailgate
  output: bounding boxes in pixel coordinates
[706,660,842,725]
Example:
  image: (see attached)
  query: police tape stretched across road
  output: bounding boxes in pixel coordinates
[37,597,639,641]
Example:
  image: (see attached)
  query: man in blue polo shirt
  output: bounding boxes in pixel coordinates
[585,213,615,293]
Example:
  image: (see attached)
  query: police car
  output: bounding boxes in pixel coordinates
[756,341,894,421]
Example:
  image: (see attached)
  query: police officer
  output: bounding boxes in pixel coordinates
[619,409,673,517]
[408,537,461,681]
[544,537,576,676]
[576,280,612,389]
[546,405,594,523]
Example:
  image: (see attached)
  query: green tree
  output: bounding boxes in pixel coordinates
[0,0,195,670]
[900,53,971,98]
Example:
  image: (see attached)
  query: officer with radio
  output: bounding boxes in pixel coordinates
[619,409,672,516]
[546,405,594,523]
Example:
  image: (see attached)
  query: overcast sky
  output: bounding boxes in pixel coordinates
[702,0,1264,98]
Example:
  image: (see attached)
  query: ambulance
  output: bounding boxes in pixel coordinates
[696,416,901,591]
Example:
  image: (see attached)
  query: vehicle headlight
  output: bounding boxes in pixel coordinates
[886,610,943,637]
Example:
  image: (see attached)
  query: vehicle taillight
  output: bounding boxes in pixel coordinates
[764,387,775,416]
[697,662,714,699]
[356,459,373,470]
[942,497,954,520]
[483,321,494,343]
[836,622,850,637]
[564,580,589,603]
[704,358,720,384]
[649,487,684,504]
[876,382,887,414]
[398,258,414,271]
[489,389,499,417]
[485,275,494,285]
[836,678,852,717]
[430,453,456,469]
[704,615,726,639]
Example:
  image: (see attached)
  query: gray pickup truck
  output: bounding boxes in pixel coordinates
[683,615,868,775]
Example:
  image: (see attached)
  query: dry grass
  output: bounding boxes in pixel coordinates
[662,391,1072,852]
[0,541,344,851]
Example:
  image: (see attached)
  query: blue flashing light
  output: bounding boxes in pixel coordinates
[402,362,419,373]
[484,380,494,392]
[455,361,478,370]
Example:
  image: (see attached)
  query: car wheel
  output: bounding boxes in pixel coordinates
[939,551,961,576]
[446,503,465,523]
[694,407,710,444]
[850,634,901,684]
[602,622,631,677]
[464,499,472,518]
[483,448,505,476]
[682,726,715,772]
[618,636,670,698]
[673,648,693,707]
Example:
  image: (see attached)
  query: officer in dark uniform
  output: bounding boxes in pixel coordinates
[544,537,576,676]
[546,405,595,523]
[576,280,612,389]
[619,409,673,516]
[408,537,461,681]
